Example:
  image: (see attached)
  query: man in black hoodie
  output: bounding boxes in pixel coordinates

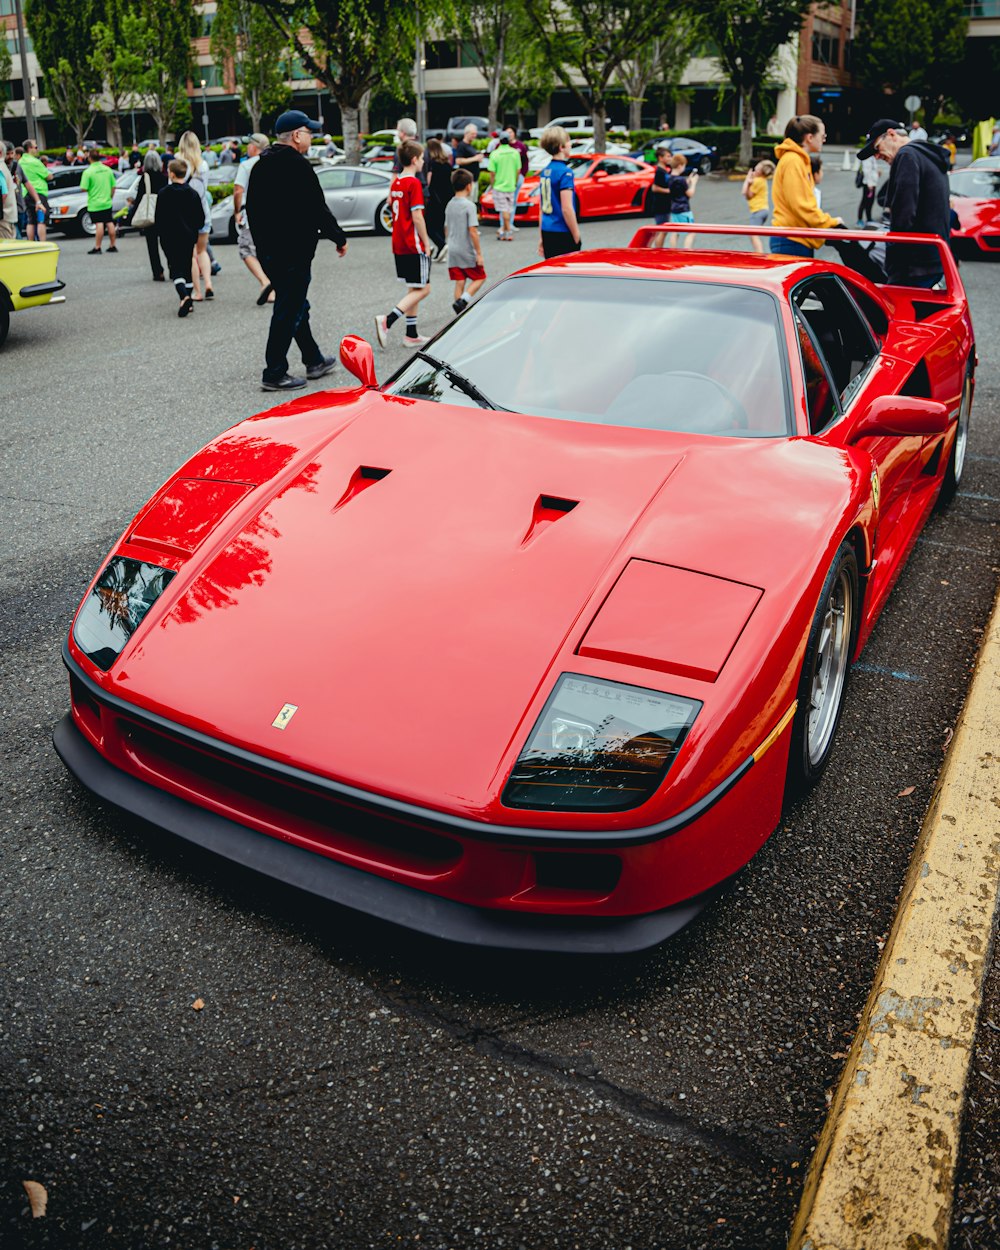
[248,109,348,392]
[858,118,951,288]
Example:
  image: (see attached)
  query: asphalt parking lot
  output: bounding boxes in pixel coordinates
[2,166,999,1249]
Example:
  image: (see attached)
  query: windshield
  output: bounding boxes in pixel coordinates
[949,170,1000,199]
[384,275,790,437]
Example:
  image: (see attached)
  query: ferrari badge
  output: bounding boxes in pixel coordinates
[272,703,299,730]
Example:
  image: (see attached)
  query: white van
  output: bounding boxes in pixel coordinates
[528,115,626,139]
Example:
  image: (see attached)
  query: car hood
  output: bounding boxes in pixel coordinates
[104,392,862,818]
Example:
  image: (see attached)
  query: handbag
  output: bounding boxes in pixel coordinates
[854,167,864,189]
[131,173,157,229]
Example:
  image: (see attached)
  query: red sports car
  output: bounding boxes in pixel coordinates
[949,167,1000,254]
[479,154,654,224]
[56,226,974,953]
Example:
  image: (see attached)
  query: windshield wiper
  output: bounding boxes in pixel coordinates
[416,352,498,410]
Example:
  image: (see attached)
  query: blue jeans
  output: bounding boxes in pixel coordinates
[769,237,813,257]
[258,257,323,383]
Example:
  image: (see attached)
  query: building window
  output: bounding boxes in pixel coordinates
[811,20,840,67]
[0,0,16,16]
[200,62,225,88]
[425,40,459,70]
[202,13,215,36]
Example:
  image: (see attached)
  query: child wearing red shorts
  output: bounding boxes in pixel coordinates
[444,168,486,315]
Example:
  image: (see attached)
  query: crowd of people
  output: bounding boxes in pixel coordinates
[1,105,958,386]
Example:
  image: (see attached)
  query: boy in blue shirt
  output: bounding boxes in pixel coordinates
[537,126,581,260]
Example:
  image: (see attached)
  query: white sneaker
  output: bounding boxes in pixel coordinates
[434,243,448,263]
[403,334,430,347]
[374,314,389,348]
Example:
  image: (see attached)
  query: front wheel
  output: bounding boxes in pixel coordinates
[787,542,859,794]
[698,156,712,176]
[938,358,973,506]
[0,300,9,349]
[374,199,392,235]
[80,210,96,237]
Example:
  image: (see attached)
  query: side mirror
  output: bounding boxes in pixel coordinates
[848,394,950,443]
[339,335,378,388]
[591,169,607,179]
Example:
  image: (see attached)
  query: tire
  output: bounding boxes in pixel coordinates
[0,300,9,349]
[787,541,859,793]
[374,199,392,235]
[698,156,712,176]
[80,210,96,237]
[938,358,973,506]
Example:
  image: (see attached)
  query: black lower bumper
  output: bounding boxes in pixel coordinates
[53,714,715,955]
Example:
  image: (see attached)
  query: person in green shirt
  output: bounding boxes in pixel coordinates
[487,134,523,241]
[81,148,119,253]
[19,139,50,241]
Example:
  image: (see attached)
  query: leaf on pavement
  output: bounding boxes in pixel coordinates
[22,1180,47,1218]
[897,786,916,797]
[192,998,205,1011]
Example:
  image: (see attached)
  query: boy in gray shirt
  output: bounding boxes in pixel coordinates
[444,168,486,314]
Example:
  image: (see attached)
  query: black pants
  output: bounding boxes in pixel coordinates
[143,227,165,277]
[541,230,581,259]
[258,256,322,383]
[858,186,876,222]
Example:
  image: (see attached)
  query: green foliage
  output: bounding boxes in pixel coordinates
[25,0,104,141]
[853,0,967,105]
[209,182,235,203]
[211,0,291,132]
[130,0,197,141]
[0,39,11,120]
[91,10,151,139]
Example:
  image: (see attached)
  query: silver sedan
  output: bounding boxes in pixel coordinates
[211,164,394,243]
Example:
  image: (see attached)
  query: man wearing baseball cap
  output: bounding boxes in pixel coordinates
[858,118,950,288]
[247,111,348,391]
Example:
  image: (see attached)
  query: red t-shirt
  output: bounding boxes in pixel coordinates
[390,174,425,255]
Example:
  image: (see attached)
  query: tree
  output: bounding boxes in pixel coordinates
[524,0,668,150]
[451,0,514,130]
[90,9,151,146]
[253,0,425,163]
[131,0,196,142]
[211,0,291,133]
[688,0,813,165]
[0,38,12,131]
[853,0,967,124]
[502,6,558,132]
[24,0,104,143]
[617,11,703,131]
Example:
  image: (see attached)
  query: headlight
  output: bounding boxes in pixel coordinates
[73,556,175,671]
[503,674,700,812]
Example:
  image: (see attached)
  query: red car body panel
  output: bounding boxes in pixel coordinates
[950,194,1000,253]
[58,235,975,952]
[480,155,653,224]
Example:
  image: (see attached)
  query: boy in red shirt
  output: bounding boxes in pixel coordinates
[375,140,432,347]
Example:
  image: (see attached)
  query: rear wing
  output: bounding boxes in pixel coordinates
[627,223,964,304]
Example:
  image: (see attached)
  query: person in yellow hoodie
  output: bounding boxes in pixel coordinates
[769,115,843,256]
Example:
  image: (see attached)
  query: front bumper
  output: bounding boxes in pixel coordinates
[54,713,723,953]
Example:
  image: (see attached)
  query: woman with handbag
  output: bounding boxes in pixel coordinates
[128,151,168,280]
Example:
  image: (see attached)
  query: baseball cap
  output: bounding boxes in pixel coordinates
[274,109,323,135]
[858,118,905,161]
[248,132,269,148]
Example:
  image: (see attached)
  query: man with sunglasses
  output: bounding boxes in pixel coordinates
[247,110,348,392]
[858,118,950,289]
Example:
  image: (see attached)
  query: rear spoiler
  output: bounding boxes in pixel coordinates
[627,223,964,302]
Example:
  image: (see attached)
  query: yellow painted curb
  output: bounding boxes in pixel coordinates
[788,583,1000,1250]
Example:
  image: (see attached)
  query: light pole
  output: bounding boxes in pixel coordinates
[14,0,35,140]
[200,78,209,144]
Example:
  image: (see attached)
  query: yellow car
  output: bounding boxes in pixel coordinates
[0,237,66,348]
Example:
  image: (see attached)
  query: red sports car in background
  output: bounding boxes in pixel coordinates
[949,167,1000,254]
[480,153,654,225]
[56,226,974,954]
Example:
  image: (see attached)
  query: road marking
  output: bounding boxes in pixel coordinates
[853,663,924,683]
[788,586,1000,1250]
[959,491,1000,502]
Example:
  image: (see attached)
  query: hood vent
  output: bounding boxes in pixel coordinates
[521,494,579,547]
[332,465,392,511]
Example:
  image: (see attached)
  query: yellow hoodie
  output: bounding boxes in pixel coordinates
[770,137,840,248]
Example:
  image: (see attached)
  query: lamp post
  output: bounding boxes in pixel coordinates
[200,78,209,144]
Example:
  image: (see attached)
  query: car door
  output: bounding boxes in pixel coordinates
[354,169,392,232]
[587,159,624,214]
[798,275,923,546]
[317,166,359,228]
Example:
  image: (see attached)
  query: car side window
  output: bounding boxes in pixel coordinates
[317,168,357,191]
[792,277,878,410]
[596,159,627,176]
[355,171,388,188]
[794,313,837,433]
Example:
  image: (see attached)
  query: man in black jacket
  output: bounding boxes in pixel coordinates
[248,109,348,391]
[858,118,951,288]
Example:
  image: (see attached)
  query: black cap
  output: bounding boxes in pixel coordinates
[858,118,905,161]
[274,109,323,135]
